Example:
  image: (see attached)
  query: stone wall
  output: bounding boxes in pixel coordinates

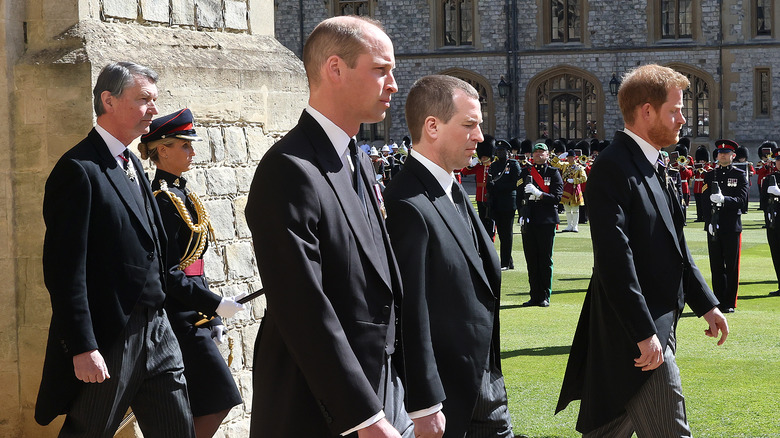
[275,0,779,146]
[4,1,308,437]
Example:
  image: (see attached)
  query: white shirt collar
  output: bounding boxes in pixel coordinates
[95,123,130,160]
[409,149,457,202]
[623,128,662,169]
[306,105,353,159]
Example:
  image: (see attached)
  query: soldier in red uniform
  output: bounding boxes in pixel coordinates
[757,142,777,213]
[761,148,780,296]
[675,143,693,224]
[693,144,710,222]
[461,135,496,238]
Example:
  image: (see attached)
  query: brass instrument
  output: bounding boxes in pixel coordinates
[578,155,589,165]
[677,155,688,166]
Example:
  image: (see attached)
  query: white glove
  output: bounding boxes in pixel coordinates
[558,152,568,160]
[768,185,780,197]
[567,178,575,184]
[708,223,716,236]
[216,292,248,318]
[469,156,479,167]
[211,324,226,345]
[710,192,725,204]
[524,184,543,198]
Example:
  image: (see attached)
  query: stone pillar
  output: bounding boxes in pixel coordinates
[6,1,307,437]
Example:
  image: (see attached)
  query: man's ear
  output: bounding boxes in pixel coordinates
[639,103,654,122]
[100,90,114,113]
[323,55,343,84]
[423,116,438,140]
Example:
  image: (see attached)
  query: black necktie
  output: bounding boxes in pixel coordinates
[451,181,470,226]
[348,140,365,203]
[451,181,479,251]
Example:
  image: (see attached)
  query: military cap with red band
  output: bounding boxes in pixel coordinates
[141,108,202,143]
[714,138,738,153]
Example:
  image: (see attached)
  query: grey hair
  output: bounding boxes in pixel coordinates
[93,62,159,116]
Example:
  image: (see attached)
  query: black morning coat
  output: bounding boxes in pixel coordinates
[384,156,503,437]
[36,129,170,425]
[245,111,404,436]
[556,131,719,433]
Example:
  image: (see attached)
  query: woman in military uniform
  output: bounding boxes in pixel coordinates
[138,109,243,438]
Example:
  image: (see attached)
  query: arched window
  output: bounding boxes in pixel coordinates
[530,70,600,140]
[439,69,494,135]
[672,68,712,139]
[442,0,474,46]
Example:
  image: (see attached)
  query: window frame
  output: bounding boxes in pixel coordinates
[525,67,605,141]
[542,0,584,44]
[432,0,480,49]
[332,0,374,17]
[753,0,774,38]
[756,67,772,118]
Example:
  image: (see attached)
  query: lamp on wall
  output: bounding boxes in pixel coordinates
[609,73,620,96]
[498,75,511,98]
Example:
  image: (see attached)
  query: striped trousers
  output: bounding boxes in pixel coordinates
[466,366,514,438]
[58,306,195,438]
[583,333,691,438]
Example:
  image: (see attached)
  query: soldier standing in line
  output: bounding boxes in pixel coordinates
[761,148,780,297]
[551,149,588,232]
[702,139,749,313]
[692,144,710,222]
[461,135,496,239]
[517,143,563,307]
[488,140,521,270]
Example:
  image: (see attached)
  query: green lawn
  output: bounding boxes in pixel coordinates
[495,202,780,438]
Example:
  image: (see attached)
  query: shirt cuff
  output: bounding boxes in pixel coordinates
[408,403,443,420]
[341,410,385,436]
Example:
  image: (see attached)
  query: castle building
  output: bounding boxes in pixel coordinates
[276,0,779,149]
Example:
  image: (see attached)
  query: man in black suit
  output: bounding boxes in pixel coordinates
[35,62,241,436]
[245,16,413,437]
[556,64,729,437]
[702,139,749,313]
[517,143,563,308]
[384,75,513,438]
[487,141,521,270]
[761,151,780,297]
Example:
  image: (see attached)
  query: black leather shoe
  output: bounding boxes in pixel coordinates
[539,300,550,307]
[521,300,537,307]
[769,290,780,297]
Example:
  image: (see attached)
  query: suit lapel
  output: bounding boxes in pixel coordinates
[622,133,683,257]
[300,114,393,290]
[90,130,153,239]
[406,157,495,295]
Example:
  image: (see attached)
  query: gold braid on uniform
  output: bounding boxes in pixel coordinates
[153,179,216,270]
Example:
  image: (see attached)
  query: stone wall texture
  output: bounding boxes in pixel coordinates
[3,0,307,437]
[275,0,779,151]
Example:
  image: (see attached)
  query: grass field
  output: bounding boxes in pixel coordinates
[495,202,780,437]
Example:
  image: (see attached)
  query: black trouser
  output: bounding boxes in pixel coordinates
[476,201,495,239]
[768,227,780,289]
[707,231,741,309]
[522,224,556,303]
[694,193,705,221]
[493,210,515,268]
